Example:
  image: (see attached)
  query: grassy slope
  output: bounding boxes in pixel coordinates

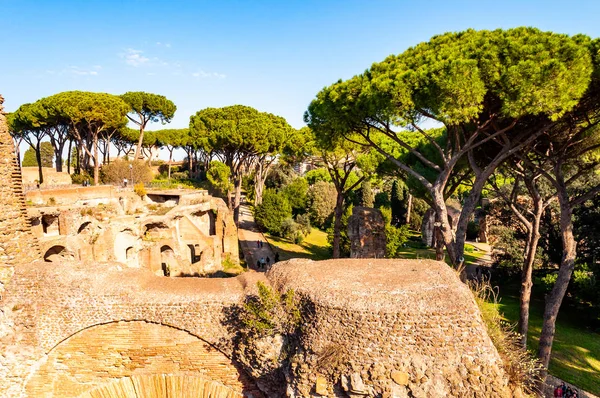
[266,229,330,261]
[491,288,600,395]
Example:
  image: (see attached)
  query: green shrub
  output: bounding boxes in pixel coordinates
[71,172,92,185]
[240,281,301,336]
[254,189,292,236]
[385,224,410,258]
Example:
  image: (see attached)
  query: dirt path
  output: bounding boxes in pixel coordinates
[237,202,274,272]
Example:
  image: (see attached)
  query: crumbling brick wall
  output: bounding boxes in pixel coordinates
[0,95,40,291]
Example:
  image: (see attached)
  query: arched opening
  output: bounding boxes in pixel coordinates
[44,245,71,262]
[126,247,134,260]
[78,375,243,398]
[78,221,92,234]
[25,321,259,398]
[160,245,175,276]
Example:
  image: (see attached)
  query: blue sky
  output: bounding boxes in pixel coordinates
[3,0,600,159]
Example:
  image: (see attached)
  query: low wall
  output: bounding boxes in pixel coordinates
[26,185,117,205]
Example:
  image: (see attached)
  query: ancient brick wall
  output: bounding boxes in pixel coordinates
[348,206,386,258]
[268,259,513,397]
[25,321,252,397]
[0,95,40,290]
[0,261,266,397]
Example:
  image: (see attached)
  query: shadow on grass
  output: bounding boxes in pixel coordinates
[495,285,600,395]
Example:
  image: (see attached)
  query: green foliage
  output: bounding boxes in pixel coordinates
[283,177,308,215]
[240,281,301,336]
[206,160,231,197]
[134,182,147,198]
[254,189,292,236]
[489,226,526,278]
[101,159,153,185]
[357,179,374,207]
[374,191,390,208]
[295,213,312,236]
[307,181,336,228]
[265,164,295,190]
[326,204,353,257]
[120,91,176,125]
[305,168,332,184]
[71,171,91,185]
[385,224,410,258]
[22,142,53,167]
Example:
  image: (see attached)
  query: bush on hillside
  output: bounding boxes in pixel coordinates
[254,189,292,236]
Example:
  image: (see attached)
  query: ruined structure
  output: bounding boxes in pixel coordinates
[0,94,514,397]
[27,187,238,276]
[348,206,386,258]
[0,95,40,291]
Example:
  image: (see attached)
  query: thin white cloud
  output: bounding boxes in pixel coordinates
[67,66,100,76]
[123,48,149,67]
[192,70,226,79]
[156,42,171,48]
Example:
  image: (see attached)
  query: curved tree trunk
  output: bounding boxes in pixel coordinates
[537,186,576,380]
[519,225,540,347]
[133,126,144,161]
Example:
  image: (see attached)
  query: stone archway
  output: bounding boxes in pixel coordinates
[43,245,73,262]
[77,375,243,398]
[25,321,259,397]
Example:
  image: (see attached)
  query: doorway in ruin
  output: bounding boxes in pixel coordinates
[42,215,59,236]
[160,245,175,276]
[44,245,73,262]
[187,244,202,264]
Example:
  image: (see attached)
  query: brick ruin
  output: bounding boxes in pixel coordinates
[0,94,516,397]
[348,206,386,258]
[26,187,238,276]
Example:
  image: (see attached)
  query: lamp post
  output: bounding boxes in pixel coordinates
[129,164,133,188]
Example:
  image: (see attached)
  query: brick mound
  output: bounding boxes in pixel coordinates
[267,258,514,397]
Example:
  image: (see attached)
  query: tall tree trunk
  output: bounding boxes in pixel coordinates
[167,149,173,180]
[35,142,44,184]
[519,222,541,347]
[133,125,144,161]
[254,162,265,206]
[233,174,242,225]
[537,185,576,379]
[405,193,412,225]
[434,214,445,262]
[332,191,344,259]
[93,135,99,185]
[67,139,72,175]
[431,189,462,275]
[76,142,81,175]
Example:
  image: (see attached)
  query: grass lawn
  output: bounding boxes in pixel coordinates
[396,241,486,267]
[265,229,330,261]
[489,286,600,395]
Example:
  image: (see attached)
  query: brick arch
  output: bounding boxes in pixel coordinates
[26,320,261,398]
[78,375,243,398]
